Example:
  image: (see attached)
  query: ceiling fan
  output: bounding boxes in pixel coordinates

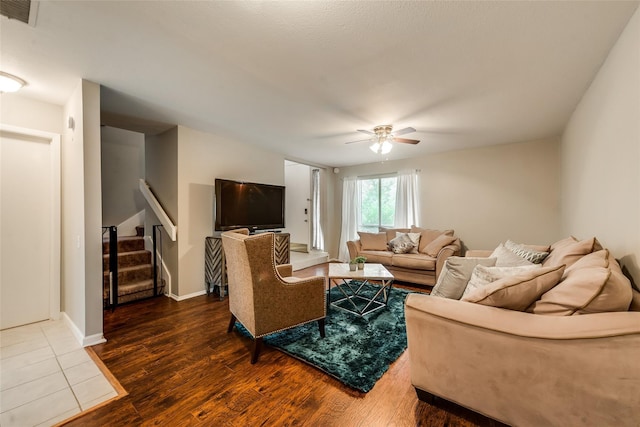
[345,125,420,154]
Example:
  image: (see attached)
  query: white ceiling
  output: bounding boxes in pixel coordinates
[1,1,638,167]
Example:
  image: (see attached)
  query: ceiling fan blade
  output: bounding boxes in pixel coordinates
[392,127,416,137]
[393,137,420,145]
[345,138,373,145]
[357,129,375,135]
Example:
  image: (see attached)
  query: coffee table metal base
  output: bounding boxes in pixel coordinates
[331,278,394,316]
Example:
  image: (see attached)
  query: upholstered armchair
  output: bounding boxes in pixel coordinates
[221,229,326,363]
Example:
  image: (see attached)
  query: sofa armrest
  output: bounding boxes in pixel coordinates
[346,239,362,260]
[465,249,493,257]
[434,238,461,279]
[405,294,640,426]
[276,264,293,277]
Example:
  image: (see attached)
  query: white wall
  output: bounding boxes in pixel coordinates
[0,93,62,134]
[62,80,104,344]
[176,126,286,297]
[284,161,310,245]
[561,7,640,284]
[333,138,561,255]
[101,126,145,229]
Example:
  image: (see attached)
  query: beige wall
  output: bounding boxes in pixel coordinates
[61,80,103,342]
[333,138,561,255]
[145,127,179,295]
[0,93,62,134]
[101,126,146,227]
[176,126,286,297]
[561,7,640,284]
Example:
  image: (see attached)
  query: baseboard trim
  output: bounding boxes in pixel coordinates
[62,312,107,347]
[169,289,207,301]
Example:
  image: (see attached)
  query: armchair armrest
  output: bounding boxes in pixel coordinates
[434,238,461,279]
[346,239,362,260]
[405,294,640,426]
[276,264,293,277]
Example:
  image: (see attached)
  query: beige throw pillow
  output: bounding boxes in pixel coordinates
[529,250,633,315]
[542,236,602,269]
[423,234,457,257]
[504,240,549,264]
[357,232,388,251]
[490,244,535,267]
[411,226,454,253]
[463,264,542,298]
[461,265,565,311]
[379,227,411,243]
[431,257,497,300]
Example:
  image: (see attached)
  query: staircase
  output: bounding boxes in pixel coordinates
[102,226,165,307]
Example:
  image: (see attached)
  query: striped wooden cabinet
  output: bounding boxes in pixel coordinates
[205,233,290,299]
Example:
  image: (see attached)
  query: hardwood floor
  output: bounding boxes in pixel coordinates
[63,263,502,427]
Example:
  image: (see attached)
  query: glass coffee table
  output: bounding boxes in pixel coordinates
[327,263,395,316]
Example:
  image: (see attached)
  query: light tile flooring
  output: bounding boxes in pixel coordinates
[1,319,119,427]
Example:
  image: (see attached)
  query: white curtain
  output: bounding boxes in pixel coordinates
[394,169,420,228]
[310,169,324,251]
[338,176,360,262]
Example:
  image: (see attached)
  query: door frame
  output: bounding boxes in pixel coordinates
[1,124,61,324]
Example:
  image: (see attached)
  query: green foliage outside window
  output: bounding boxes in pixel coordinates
[359,176,397,232]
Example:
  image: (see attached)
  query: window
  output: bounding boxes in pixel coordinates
[358,176,398,232]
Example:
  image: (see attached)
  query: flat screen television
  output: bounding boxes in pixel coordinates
[214,178,285,232]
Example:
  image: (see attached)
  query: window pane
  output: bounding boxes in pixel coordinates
[380,177,397,227]
[360,178,379,227]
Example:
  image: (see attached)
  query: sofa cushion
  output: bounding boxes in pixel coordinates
[431,257,497,300]
[461,265,565,311]
[490,244,535,267]
[379,227,411,243]
[423,234,457,257]
[463,264,542,298]
[411,227,454,253]
[357,250,393,265]
[391,253,436,271]
[358,232,388,251]
[542,236,602,269]
[529,250,633,315]
[388,233,416,254]
[504,240,549,264]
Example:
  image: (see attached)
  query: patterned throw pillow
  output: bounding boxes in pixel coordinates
[388,233,416,254]
[505,240,549,264]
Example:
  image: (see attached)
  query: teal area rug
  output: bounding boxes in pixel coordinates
[236,282,415,393]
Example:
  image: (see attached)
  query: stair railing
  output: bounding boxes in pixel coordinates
[152,224,164,297]
[139,179,177,241]
[102,225,119,310]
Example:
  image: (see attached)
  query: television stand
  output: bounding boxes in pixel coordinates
[205,232,290,299]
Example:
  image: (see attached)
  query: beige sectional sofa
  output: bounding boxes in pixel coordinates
[346,226,461,286]
[405,236,640,426]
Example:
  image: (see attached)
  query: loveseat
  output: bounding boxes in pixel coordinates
[405,236,640,426]
[347,227,461,286]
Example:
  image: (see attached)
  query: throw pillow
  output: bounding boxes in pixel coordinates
[423,234,457,257]
[387,233,416,254]
[431,257,497,300]
[529,250,633,315]
[461,265,565,311]
[358,232,388,251]
[411,226,454,253]
[379,227,411,243]
[463,264,542,298]
[504,240,549,264]
[542,236,602,269]
[490,244,535,267]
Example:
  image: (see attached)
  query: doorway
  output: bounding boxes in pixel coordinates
[0,125,60,330]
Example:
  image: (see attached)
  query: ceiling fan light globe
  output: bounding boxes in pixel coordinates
[381,140,393,154]
[370,142,381,153]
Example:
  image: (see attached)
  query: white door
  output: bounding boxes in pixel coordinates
[0,128,59,329]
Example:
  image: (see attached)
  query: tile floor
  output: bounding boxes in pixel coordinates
[1,319,118,427]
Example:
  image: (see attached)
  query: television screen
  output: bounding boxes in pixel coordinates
[214,178,285,231]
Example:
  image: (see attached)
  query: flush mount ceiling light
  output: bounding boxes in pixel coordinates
[0,71,27,93]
